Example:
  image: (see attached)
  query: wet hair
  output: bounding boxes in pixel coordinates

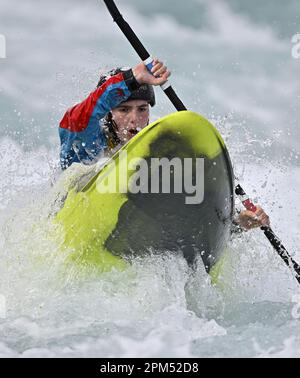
[103,112,121,148]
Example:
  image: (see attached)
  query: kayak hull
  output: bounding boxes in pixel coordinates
[56,111,234,273]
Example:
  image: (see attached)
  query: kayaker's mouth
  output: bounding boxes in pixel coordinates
[128,127,141,136]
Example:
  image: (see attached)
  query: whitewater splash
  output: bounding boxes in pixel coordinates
[0,126,299,357]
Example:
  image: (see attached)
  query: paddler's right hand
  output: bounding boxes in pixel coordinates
[132,59,171,86]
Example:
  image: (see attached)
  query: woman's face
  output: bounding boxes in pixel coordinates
[111,99,150,143]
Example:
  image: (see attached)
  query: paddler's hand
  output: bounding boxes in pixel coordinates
[235,206,270,231]
[132,59,171,86]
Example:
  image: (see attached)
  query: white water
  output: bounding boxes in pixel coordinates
[0,0,300,358]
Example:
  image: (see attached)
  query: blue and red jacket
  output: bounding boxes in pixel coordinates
[59,69,139,169]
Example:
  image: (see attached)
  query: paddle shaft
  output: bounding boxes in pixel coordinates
[102,0,186,111]
[102,0,300,285]
[235,185,300,284]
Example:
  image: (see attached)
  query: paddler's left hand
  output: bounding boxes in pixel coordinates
[236,205,270,231]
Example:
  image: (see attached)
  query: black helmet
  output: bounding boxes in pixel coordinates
[97,67,156,107]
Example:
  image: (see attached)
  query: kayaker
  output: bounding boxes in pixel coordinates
[59,59,169,169]
[58,59,270,231]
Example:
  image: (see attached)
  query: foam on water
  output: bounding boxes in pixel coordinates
[1,131,299,358]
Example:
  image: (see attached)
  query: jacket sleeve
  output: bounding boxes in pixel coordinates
[59,69,139,169]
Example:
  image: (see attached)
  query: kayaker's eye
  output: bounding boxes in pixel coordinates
[118,107,130,113]
[138,107,148,113]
